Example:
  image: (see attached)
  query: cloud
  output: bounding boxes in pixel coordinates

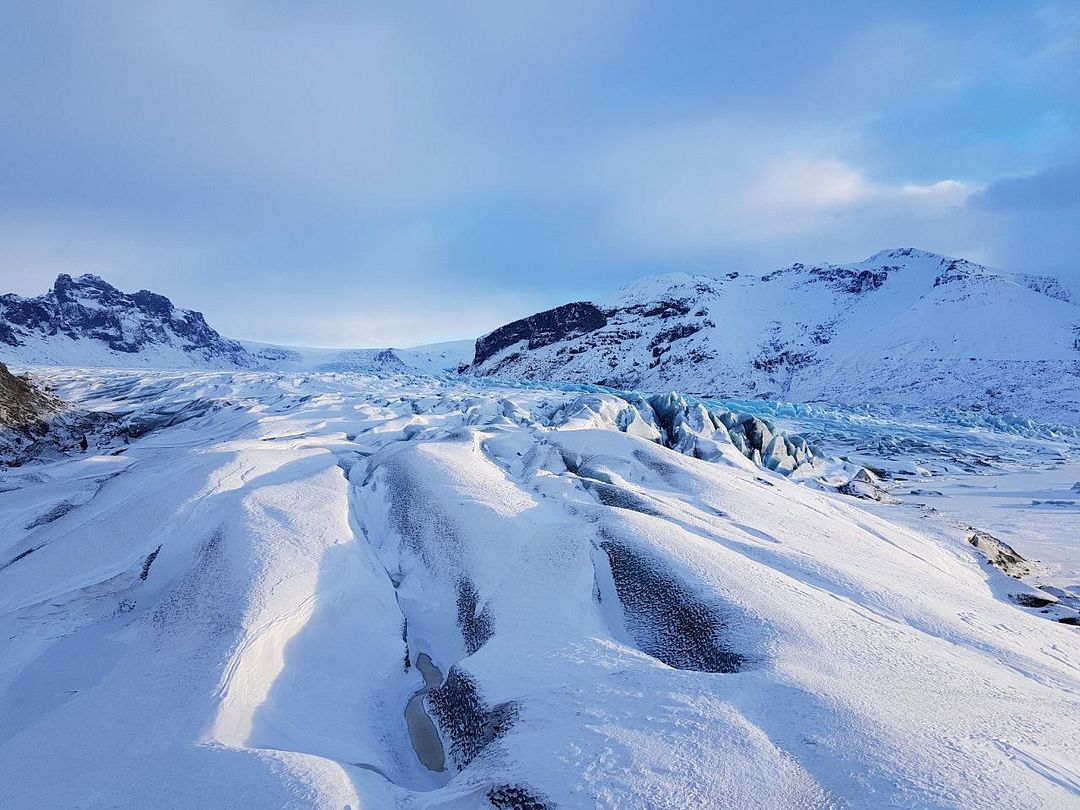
[968,162,1080,212]
[2,2,1080,344]
[595,119,981,257]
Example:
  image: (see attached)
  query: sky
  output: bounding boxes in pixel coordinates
[1,1,1078,347]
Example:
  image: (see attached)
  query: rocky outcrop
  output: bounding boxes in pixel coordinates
[837,468,896,502]
[968,529,1030,577]
[473,302,607,367]
[0,362,66,464]
[0,362,60,430]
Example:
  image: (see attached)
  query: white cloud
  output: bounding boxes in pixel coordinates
[595,118,981,256]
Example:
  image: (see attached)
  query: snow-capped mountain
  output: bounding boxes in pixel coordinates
[467,248,1080,423]
[0,274,250,368]
[0,274,472,375]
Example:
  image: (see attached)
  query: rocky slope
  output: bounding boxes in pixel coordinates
[0,362,65,463]
[0,362,58,429]
[466,249,1080,423]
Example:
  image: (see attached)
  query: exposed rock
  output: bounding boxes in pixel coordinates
[0,362,60,430]
[967,529,1029,577]
[472,302,607,367]
[838,468,896,502]
[1011,593,1056,609]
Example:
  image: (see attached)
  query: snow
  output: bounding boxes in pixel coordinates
[1,273,475,376]
[239,339,474,375]
[468,249,1080,424]
[2,366,1079,808]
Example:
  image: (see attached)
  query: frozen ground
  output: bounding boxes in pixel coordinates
[1,368,1079,809]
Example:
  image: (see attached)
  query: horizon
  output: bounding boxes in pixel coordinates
[6,243,1022,349]
[1,2,1077,346]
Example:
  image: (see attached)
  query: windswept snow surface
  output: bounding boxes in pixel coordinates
[2,368,1080,809]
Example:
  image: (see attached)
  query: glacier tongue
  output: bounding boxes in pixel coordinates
[1,368,1079,809]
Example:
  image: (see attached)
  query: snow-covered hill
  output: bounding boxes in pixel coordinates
[0,274,472,375]
[1,368,1078,808]
[467,249,1080,423]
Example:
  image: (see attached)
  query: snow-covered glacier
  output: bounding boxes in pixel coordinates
[2,367,1079,809]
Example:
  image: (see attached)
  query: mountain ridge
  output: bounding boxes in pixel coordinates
[0,273,249,368]
[465,248,1080,422]
[2,249,1077,421]
[0,274,472,374]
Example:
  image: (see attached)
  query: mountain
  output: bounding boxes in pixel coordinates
[0,274,472,375]
[466,248,1080,422]
[0,274,251,368]
[8,253,1079,424]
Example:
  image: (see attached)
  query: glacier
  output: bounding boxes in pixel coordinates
[2,366,1079,808]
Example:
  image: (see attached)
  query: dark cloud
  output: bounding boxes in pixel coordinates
[969,162,1080,212]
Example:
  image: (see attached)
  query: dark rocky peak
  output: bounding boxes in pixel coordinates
[53,272,114,296]
[932,257,992,287]
[473,302,607,366]
[804,264,892,294]
[0,273,249,364]
[130,289,176,316]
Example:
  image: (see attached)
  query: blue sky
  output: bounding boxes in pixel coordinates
[1,1,1077,346]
